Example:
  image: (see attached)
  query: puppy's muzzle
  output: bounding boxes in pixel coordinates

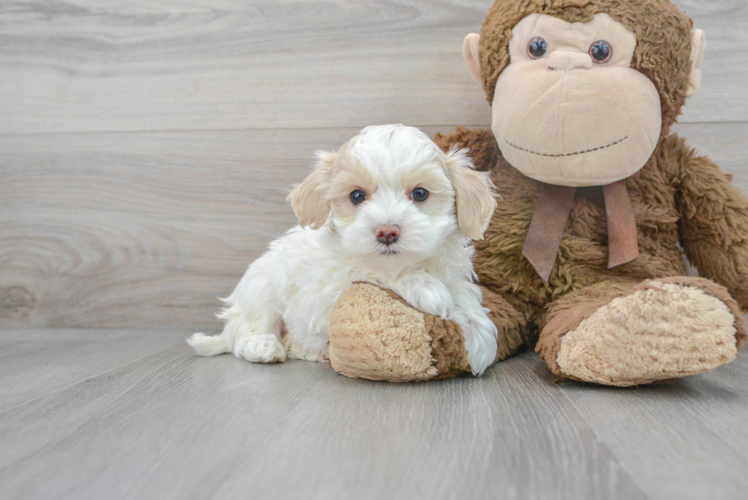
[375,225,400,245]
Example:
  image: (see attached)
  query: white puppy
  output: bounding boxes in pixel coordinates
[187,124,499,375]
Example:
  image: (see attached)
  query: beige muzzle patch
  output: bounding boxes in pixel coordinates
[492,13,662,187]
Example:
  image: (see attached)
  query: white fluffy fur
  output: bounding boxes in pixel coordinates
[187,124,499,375]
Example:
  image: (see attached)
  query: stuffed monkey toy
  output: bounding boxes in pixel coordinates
[327,0,748,386]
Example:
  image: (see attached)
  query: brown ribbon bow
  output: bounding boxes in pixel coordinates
[522,179,639,283]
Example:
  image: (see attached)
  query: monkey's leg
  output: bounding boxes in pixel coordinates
[537,277,746,387]
[327,282,526,382]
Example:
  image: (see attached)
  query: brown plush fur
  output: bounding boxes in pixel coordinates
[427,312,471,380]
[677,156,748,308]
[480,285,532,361]
[478,0,693,137]
[433,126,748,382]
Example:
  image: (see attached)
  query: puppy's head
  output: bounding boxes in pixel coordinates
[288,125,496,260]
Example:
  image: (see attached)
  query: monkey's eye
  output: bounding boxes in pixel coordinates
[527,37,548,59]
[589,40,613,63]
[410,187,429,202]
[350,190,367,205]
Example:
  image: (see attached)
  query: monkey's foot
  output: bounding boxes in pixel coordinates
[328,283,471,382]
[542,278,745,387]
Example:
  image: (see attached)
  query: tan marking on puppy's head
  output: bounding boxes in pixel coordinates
[326,144,378,225]
[287,151,337,229]
[440,148,497,240]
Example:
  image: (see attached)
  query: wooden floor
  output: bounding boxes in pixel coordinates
[0,328,746,500]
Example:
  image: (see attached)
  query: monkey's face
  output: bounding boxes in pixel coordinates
[490,13,662,187]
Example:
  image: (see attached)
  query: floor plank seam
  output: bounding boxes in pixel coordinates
[0,121,743,138]
[540,381,653,500]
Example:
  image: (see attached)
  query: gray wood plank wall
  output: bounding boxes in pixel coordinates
[1,0,746,329]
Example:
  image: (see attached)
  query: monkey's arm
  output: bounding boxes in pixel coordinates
[433,127,499,172]
[674,137,748,310]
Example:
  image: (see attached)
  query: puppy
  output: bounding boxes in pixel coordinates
[187,124,499,375]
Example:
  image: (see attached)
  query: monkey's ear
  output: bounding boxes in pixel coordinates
[462,33,483,87]
[444,148,497,240]
[686,29,706,99]
[287,151,336,229]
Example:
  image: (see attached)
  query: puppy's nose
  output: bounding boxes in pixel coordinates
[375,225,400,245]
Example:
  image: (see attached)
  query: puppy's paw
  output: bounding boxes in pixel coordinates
[455,309,498,376]
[286,335,330,362]
[397,278,455,320]
[235,333,287,363]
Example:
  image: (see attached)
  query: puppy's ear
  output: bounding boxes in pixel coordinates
[287,151,336,229]
[444,148,497,240]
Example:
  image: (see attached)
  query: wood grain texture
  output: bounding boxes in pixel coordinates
[0,0,746,328]
[556,362,748,500]
[0,0,745,135]
[1,328,747,500]
[0,127,372,327]
[0,327,188,412]
[1,123,746,328]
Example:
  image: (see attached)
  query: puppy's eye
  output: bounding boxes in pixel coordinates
[410,187,429,202]
[589,40,612,63]
[350,189,366,205]
[527,37,548,59]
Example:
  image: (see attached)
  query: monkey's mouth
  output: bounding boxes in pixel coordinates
[503,136,628,158]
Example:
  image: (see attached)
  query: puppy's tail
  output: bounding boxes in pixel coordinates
[187,333,230,356]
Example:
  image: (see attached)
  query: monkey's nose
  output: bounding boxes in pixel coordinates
[547,51,592,71]
[375,225,400,245]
